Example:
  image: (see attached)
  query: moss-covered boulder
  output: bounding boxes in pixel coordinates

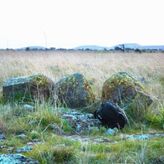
[3,74,55,103]
[102,72,153,120]
[55,73,95,109]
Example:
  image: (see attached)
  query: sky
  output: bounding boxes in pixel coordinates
[0,0,164,48]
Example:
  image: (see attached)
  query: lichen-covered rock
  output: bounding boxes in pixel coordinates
[55,73,95,108]
[102,72,153,120]
[62,111,101,133]
[3,74,55,103]
[0,154,38,164]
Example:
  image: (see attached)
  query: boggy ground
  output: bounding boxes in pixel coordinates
[0,51,164,163]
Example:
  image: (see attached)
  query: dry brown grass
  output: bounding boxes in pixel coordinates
[0,50,163,101]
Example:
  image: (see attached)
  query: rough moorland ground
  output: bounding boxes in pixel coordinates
[0,51,163,163]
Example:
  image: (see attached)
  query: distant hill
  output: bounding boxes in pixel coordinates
[141,45,164,50]
[75,43,164,51]
[15,44,164,51]
[75,45,110,51]
[112,43,164,50]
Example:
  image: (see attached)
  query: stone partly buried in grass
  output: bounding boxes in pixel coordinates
[0,154,38,164]
[102,72,153,120]
[55,73,95,109]
[3,74,55,103]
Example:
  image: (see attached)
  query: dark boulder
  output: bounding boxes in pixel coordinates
[55,73,95,109]
[94,101,128,129]
[3,74,55,103]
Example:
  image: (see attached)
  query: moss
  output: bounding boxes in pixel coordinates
[61,119,74,133]
[31,74,49,87]
[102,72,153,121]
[102,72,143,103]
[0,93,4,104]
[159,76,164,86]
[56,73,95,109]
[3,74,54,104]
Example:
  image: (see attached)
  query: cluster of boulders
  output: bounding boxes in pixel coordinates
[2,72,153,129]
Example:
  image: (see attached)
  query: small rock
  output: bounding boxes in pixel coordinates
[7,147,14,153]
[27,140,43,147]
[0,133,5,141]
[16,133,27,139]
[106,128,118,135]
[49,123,64,135]
[16,145,32,153]
[22,104,34,112]
[0,154,38,164]
[151,156,164,164]
[0,145,6,149]
[125,133,164,140]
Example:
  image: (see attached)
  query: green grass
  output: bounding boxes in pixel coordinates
[145,108,164,129]
[0,102,163,163]
[0,52,163,163]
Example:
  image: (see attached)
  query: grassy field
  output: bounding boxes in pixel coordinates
[0,51,164,163]
[0,51,164,99]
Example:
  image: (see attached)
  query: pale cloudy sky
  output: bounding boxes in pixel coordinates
[0,0,163,48]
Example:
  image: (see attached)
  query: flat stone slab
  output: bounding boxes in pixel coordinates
[63,135,117,144]
[62,111,101,133]
[0,154,38,164]
[16,145,33,153]
[123,133,164,140]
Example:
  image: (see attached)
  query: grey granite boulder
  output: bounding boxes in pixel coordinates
[3,74,55,103]
[102,72,153,120]
[55,73,95,109]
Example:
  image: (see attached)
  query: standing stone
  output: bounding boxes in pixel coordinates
[55,73,95,109]
[3,74,55,103]
[102,72,153,120]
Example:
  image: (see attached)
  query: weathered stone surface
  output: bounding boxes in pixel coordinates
[151,156,164,164]
[124,133,164,140]
[3,74,55,103]
[0,132,5,141]
[0,154,38,164]
[94,101,128,129]
[62,111,101,133]
[49,123,64,135]
[55,73,95,109]
[105,128,118,135]
[16,145,32,153]
[102,72,153,119]
[22,104,34,111]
